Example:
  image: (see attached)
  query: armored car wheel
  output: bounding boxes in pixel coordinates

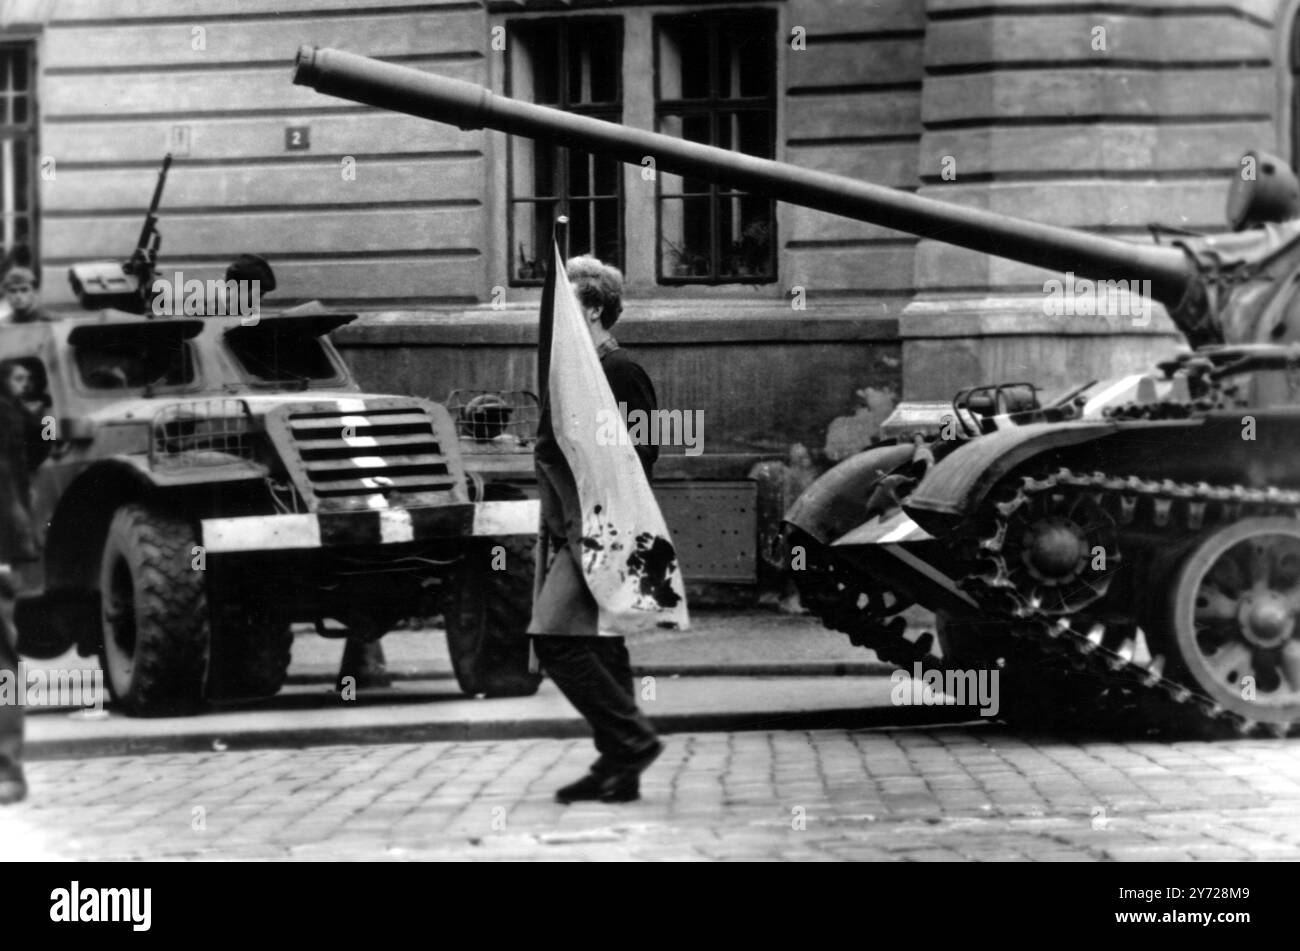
[209,599,294,701]
[98,504,209,716]
[1166,517,1300,727]
[444,531,541,698]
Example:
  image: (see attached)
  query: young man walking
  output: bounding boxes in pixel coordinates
[530,255,664,804]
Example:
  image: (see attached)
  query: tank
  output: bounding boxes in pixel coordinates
[294,46,1300,737]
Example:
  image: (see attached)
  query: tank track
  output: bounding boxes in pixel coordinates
[795,472,1300,739]
[792,531,942,674]
[963,468,1300,739]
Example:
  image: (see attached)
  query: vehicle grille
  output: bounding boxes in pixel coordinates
[268,400,464,511]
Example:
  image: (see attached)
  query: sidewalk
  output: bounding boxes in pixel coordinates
[22,611,957,760]
[288,609,894,683]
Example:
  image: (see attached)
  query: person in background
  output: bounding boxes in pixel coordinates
[1,267,55,325]
[0,359,41,804]
[529,255,663,805]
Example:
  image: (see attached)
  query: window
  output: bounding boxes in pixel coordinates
[225,327,341,385]
[0,42,37,267]
[655,11,777,283]
[75,339,195,391]
[507,19,624,285]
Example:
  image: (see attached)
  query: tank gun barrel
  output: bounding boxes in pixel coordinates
[293,46,1196,314]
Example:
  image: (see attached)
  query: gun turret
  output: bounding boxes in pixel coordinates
[293,46,1300,349]
[69,153,172,314]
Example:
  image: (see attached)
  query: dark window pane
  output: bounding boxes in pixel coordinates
[658,19,710,100]
[588,33,619,104]
[731,110,773,158]
[569,199,591,256]
[13,146,27,210]
[511,199,556,281]
[532,143,557,198]
[10,49,27,90]
[591,197,620,264]
[660,196,713,278]
[719,195,773,279]
[571,151,592,198]
[593,155,619,197]
[525,28,560,105]
[720,23,774,98]
[737,43,773,97]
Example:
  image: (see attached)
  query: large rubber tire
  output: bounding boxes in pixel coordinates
[98,504,209,716]
[444,533,541,697]
[211,608,294,700]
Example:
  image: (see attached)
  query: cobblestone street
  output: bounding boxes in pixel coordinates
[7,727,1300,861]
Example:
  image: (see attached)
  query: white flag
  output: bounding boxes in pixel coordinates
[545,245,689,632]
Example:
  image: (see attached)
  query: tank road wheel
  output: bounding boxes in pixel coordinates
[444,533,541,698]
[1167,517,1300,729]
[98,504,209,716]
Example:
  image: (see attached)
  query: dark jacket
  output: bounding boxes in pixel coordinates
[0,397,36,562]
[598,342,658,479]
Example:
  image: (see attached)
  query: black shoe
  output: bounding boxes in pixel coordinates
[591,739,664,778]
[555,772,612,804]
[557,740,663,804]
[555,770,642,804]
[0,776,28,805]
[598,771,641,803]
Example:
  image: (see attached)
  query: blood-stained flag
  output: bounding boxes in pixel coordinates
[535,242,689,634]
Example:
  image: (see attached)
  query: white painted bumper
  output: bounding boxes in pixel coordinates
[200,499,539,554]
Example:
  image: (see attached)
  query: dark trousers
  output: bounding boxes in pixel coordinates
[532,635,657,769]
[0,574,23,782]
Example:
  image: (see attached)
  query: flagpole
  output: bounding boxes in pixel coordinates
[530,215,568,673]
[537,215,568,402]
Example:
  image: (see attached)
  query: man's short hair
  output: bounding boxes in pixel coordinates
[2,266,37,290]
[225,254,276,294]
[566,255,624,329]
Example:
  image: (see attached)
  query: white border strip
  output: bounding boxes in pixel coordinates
[471,500,540,536]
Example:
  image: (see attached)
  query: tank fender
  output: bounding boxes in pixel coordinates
[784,443,915,545]
[904,422,1120,529]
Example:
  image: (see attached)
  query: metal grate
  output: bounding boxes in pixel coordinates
[151,399,254,468]
[446,389,540,446]
[286,404,458,502]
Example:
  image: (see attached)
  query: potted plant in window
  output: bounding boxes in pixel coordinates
[664,238,710,278]
[516,243,544,281]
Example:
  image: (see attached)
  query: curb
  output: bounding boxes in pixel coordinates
[24,704,987,762]
[285,661,895,686]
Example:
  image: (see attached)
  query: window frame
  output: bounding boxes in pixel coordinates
[504,15,627,287]
[0,37,40,272]
[652,8,778,286]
